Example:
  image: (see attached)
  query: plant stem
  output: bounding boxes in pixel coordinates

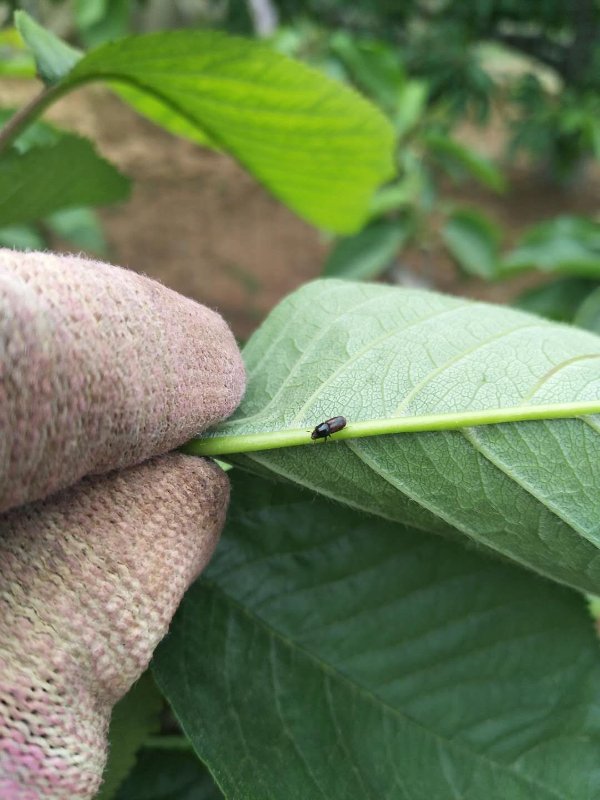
[182,400,600,457]
[0,84,63,154]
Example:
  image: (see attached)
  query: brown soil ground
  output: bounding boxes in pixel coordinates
[1,79,599,338]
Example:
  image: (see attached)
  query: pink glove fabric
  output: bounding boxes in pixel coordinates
[0,250,246,799]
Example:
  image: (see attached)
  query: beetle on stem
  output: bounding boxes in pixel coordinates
[310,416,347,441]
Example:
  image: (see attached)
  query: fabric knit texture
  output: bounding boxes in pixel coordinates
[0,248,245,514]
[0,453,228,799]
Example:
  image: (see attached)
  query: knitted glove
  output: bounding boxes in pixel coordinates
[0,250,246,799]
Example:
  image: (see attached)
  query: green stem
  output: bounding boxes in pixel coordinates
[0,83,65,154]
[182,400,600,457]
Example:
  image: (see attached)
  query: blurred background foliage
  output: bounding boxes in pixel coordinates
[1,0,600,326]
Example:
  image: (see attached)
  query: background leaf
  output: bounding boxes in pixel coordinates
[75,0,132,48]
[0,108,62,152]
[503,216,600,278]
[0,134,130,227]
[114,747,223,800]
[15,10,82,85]
[59,30,394,233]
[514,278,597,322]
[424,131,506,192]
[0,28,35,78]
[441,207,502,278]
[575,286,600,334]
[208,279,600,595]
[154,471,600,800]
[0,223,44,250]
[96,671,163,800]
[45,206,109,256]
[323,217,413,280]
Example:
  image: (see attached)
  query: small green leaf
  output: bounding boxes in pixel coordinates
[394,79,428,138]
[114,748,223,800]
[323,217,413,280]
[575,286,600,334]
[59,30,394,233]
[503,216,600,278]
[441,207,501,278]
[0,223,45,250]
[211,279,600,595]
[0,134,130,227]
[15,10,82,85]
[154,471,600,800]
[0,28,35,78]
[329,33,405,115]
[76,0,132,48]
[45,207,108,256]
[368,171,424,216]
[425,131,506,192]
[0,108,61,152]
[97,672,163,800]
[75,0,109,30]
[515,278,597,322]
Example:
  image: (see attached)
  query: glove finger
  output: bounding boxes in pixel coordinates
[0,452,228,800]
[0,249,245,513]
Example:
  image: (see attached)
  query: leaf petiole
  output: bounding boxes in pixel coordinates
[182,399,600,457]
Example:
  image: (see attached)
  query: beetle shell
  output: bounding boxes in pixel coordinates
[310,416,347,440]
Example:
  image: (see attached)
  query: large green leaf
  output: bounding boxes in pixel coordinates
[154,471,600,800]
[51,29,394,233]
[205,279,600,594]
[0,134,130,226]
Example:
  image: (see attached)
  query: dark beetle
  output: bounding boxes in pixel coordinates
[311,416,347,441]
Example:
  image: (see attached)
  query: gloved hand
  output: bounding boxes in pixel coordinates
[0,249,245,799]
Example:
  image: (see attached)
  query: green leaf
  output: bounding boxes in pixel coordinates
[329,33,405,115]
[0,223,45,250]
[368,172,424,216]
[114,748,223,800]
[45,207,108,256]
[0,108,61,152]
[210,279,600,595]
[425,131,506,192]
[15,10,82,85]
[503,216,600,278]
[96,672,163,800]
[75,0,109,31]
[323,217,413,280]
[154,471,600,800]
[110,84,213,148]
[76,0,132,48]
[441,207,502,278]
[394,79,428,138]
[0,134,130,226]
[515,278,597,322]
[0,27,35,77]
[58,30,394,233]
[575,286,600,334]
